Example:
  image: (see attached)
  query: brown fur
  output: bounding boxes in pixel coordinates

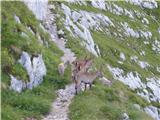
[75,70,103,94]
[71,58,93,82]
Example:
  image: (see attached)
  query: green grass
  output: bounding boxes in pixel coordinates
[2,1,159,120]
[69,82,152,120]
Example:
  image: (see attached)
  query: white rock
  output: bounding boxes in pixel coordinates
[137,92,150,102]
[124,9,134,19]
[27,26,35,35]
[130,55,138,62]
[107,65,146,90]
[142,1,158,9]
[157,66,160,73]
[144,41,150,45]
[144,106,160,120]
[152,40,160,54]
[105,2,134,18]
[91,0,106,10]
[140,31,152,39]
[122,22,139,38]
[107,65,160,103]
[142,18,149,24]
[24,0,48,20]
[146,77,160,102]
[14,15,21,24]
[61,3,71,17]
[120,52,126,61]
[133,104,141,110]
[158,27,160,34]
[62,4,102,56]
[138,61,150,69]
[121,22,152,39]
[21,32,28,38]
[122,113,130,120]
[127,0,158,9]
[113,3,123,15]
[58,29,65,35]
[18,52,46,89]
[140,51,145,56]
[10,75,26,93]
[118,61,123,64]
[71,11,81,22]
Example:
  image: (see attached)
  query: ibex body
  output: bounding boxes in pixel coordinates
[75,71,103,94]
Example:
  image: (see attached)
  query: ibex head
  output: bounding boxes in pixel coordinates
[72,56,93,71]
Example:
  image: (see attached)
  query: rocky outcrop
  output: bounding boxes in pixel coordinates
[18,52,46,89]
[144,106,160,120]
[14,15,21,24]
[10,75,26,93]
[10,52,46,92]
[108,65,160,103]
[61,4,116,56]
[24,0,48,21]
[127,0,158,9]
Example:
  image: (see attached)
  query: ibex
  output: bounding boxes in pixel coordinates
[58,61,69,76]
[71,57,93,82]
[75,70,103,95]
[72,57,92,72]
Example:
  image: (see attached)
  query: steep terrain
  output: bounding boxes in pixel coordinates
[1,1,160,120]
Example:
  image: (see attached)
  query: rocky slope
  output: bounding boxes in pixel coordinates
[1,0,160,120]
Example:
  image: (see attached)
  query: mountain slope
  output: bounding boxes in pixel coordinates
[1,1,160,120]
[54,1,160,120]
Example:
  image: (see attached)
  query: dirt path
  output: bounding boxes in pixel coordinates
[43,4,76,120]
[42,4,113,120]
[43,84,75,120]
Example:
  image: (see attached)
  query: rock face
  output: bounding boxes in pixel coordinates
[18,52,46,89]
[126,0,158,9]
[107,65,160,103]
[61,4,104,57]
[10,51,46,92]
[91,0,106,10]
[24,0,48,20]
[144,106,160,120]
[10,75,26,93]
[14,15,21,24]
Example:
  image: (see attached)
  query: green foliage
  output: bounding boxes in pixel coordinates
[11,63,29,82]
[1,48,14,73]
[100,104,122,120]
[69,83,152,120]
